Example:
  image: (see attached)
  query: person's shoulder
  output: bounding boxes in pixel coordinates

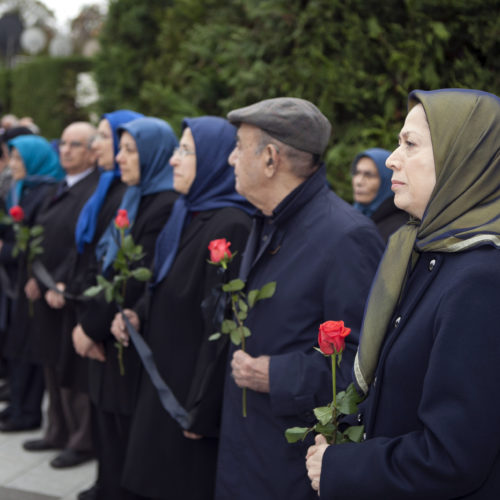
[206,206,253,227]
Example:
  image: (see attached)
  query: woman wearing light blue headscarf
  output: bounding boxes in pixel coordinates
[0,135,64,433]
[351,147,407,241]
[116,116,253,500]
[74,117,179,500]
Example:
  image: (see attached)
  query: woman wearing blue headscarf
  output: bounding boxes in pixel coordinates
[50,111,141,415]
[0,135,64,432]
[71,117,179,500]
[112,117,253,500]
[351,148,407,242]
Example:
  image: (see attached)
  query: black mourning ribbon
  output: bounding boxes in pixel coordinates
[31,260,87,301]
[119,306,192,430]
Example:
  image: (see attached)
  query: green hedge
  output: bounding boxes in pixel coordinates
[94,0,500,199]
[3,56,92,139]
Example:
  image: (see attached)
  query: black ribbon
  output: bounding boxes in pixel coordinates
[0,265,17,299]
[119,307,192,430]
[31,260,88,301]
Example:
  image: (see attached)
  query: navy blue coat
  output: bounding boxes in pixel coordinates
[216,168,384,500]
[321,246,500,499]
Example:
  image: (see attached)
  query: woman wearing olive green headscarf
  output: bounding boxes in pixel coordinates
[306,89,500,499]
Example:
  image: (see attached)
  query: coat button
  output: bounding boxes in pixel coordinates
[357,413,363,424]
[428,259,436,271]
[262,234,268,241]
[373,376,377,387]
[394,316,401,328]
[363,432,367,441]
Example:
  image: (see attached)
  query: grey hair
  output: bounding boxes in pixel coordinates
[255,130,319,179]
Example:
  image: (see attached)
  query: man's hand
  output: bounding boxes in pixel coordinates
[72,323,105,362]
[183,431,203,440]
[231,350,270,393]
[306,434,329,494]
[45,282,66,309]
[110,309,140,348]
[24,277,41,300]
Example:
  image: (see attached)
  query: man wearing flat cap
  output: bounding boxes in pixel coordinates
[215,97,384,499]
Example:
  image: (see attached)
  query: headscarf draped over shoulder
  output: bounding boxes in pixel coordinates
[152,116,254,286]
[74,109,143,253]
[97,117,178,271]
[354,88,500,394]
[352,148,392,216]
[7,135,64,207]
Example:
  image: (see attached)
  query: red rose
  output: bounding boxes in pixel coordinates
[115,209,130,230]
[9,205,24,223]
[208,238,232,263]
[318,320,351,355]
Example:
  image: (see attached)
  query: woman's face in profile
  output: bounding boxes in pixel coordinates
[116,131,140,186]
[9,148,27,180]
[352,157,381,205]
[92,119,115,170]
[386,104,436,220]
[170,127,197,195]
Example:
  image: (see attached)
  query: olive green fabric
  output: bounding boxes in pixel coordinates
[355,89,500,394]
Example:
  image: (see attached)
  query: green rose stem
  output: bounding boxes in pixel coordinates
[230,294,247,418]
[27,260,34,317]
[115,226,127,376]
[331,354,337,444]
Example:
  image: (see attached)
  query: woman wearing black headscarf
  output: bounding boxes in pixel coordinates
[306,89,500,498]
[112,117,252,499]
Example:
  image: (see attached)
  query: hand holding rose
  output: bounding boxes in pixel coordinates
[111,308,140,347]
[306,434,329,494]
[231,350,270,393]
[24,277,41,301]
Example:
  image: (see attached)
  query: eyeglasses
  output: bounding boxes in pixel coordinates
[59,140,86,149]
[352,170,379,180]
[172,147,195,158]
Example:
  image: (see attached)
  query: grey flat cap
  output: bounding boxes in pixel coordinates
[227,97,331,155]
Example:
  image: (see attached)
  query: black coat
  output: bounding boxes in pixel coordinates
[57,178,127,391]
[31,169,100,366]
[122,207,252,500]
[321,247,500,499]
[81,190,178,413]
[3,183,56,360]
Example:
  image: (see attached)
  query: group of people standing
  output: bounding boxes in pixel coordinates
[0,87,499,500]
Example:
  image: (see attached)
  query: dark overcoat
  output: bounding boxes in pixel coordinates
[215,169,385,500]
[122,206,252,500]
[320,246,500,499]
[31,169,100,366]
[2,183,55,360]
[58,177,127,391]
[82,190,178,414]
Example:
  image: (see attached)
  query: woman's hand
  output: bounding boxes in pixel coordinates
[24,277,41,300]
[306,434,329,494]
[72,323,105,362]
[45,282,66,309]
[183,431,203,440]
[110,309,139,347]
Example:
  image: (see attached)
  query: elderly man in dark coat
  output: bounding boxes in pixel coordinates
[215,98,385,499]
[23,122,99,468]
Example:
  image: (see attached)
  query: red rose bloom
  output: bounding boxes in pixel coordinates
[9,205,24,223]
[115,209,130,230]
[208,238,232,263]
[318,320,351,355]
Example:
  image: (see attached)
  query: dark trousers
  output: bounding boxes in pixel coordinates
[9,359,44,424]
[92,404,143,500]
[44,365,93,451]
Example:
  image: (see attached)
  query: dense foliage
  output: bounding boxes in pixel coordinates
[0,56,92,139]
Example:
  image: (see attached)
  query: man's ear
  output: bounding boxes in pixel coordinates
[263,144,279,178]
